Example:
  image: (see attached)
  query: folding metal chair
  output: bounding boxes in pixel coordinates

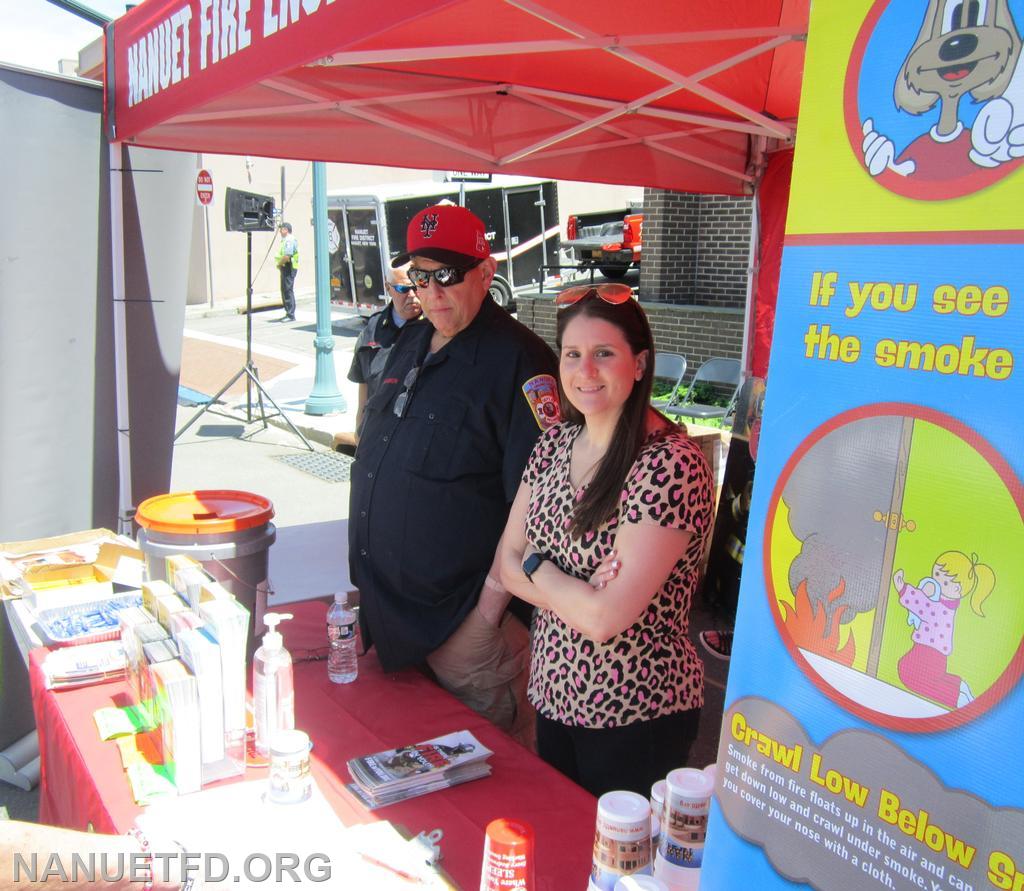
[663,357,742,423]
[650,352,688,415]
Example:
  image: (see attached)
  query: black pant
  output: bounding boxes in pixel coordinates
[280,265,296,317]
[536,707,701,799]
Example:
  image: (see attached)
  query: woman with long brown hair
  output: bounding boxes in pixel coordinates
[499,285,715,797]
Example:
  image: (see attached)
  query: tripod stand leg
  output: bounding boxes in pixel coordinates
[174,366,249,441]
[250,363,269,433]
[241,365,315,451]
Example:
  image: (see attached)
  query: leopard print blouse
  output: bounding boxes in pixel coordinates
[522,422,714,728]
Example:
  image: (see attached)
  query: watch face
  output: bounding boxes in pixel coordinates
[523,553,544,579]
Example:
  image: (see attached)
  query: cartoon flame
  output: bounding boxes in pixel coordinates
[780,578,856,666]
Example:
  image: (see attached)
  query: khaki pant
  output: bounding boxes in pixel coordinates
[426,607,536,751]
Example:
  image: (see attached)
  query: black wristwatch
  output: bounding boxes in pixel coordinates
[522,552,550,583]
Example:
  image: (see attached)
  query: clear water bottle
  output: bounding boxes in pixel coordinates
[326,591,358,683]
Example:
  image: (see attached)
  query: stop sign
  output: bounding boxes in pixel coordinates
[196,169,214,206]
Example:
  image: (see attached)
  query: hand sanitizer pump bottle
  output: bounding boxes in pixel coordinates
[253,612,294,758]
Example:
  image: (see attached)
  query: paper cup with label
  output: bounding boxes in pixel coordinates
[480,818,535,891]
[591,790,652,891]
[267,729,312,805]
[658,768,713,870]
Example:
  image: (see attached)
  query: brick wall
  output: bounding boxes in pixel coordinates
[694,196,754,309]
[641,190,700,304]
[517,298,744,384]
[639,188,753,310]
[518,187,752,381]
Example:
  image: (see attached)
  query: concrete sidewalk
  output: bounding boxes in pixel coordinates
[180,294,367,449]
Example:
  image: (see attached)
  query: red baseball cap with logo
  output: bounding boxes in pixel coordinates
[391,204,491,268]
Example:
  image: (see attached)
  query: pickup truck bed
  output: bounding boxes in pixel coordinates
[563,210,642,279]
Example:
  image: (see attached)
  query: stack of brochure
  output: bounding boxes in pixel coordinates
[41,639,127,689]
[347,730,493,808]
[149,659,202,795]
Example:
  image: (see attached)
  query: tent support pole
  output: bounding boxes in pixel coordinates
[109,141,134,535]
[740,184,760,381]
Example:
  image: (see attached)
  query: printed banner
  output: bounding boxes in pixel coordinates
[702,2,1024,889]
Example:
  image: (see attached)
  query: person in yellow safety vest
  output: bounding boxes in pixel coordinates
[275,222,300,321]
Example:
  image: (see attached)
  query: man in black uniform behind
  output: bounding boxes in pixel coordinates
[347,263,423,440]
[349,204,560,744]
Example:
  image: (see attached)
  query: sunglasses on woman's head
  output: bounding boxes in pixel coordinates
[407,258,484,289]
[388,282,417,295]
[554,283,634,307]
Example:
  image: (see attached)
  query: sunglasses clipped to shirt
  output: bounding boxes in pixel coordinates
[406,257,484,289]
[554,283,635,307]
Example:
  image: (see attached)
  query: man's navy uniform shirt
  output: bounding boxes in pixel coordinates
[349,296,558,672]
[347,306,419,402]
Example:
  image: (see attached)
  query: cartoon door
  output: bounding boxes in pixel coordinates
[770,407,1024,727]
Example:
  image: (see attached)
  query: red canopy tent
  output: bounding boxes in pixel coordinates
[101,0,807,528]
[105,0,807,194]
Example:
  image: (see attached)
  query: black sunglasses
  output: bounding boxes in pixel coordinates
[388,282,417,295]
[393,365,421,418]
[407,258,483,289]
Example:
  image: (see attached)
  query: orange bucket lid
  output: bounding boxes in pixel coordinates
[135,490,274,535]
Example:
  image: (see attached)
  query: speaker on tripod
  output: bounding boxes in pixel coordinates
[174,189,313,449]
[225,188,277,233]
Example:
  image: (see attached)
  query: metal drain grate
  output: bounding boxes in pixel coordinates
[274,451,354,482]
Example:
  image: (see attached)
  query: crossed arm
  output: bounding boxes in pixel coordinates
[497,480,692,643]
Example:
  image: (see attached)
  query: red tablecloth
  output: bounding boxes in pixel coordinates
[29,599,596,890]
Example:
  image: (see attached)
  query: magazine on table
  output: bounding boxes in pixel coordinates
[347,729,492,807]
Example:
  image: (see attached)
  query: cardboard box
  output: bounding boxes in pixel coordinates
[0,527,144,605]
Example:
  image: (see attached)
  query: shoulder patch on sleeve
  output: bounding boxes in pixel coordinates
[521,374,561,430]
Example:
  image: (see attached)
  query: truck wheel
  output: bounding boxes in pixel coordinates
[489,277,514,310]
[599,264,630,280]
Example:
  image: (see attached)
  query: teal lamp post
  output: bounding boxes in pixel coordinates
[305,161,346,415]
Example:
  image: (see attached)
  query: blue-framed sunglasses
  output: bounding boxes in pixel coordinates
[387,282,417,295]
[407,258,484,289]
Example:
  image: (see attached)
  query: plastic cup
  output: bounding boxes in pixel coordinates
[267,729,312,804]
[591,790,652,891]
[480,818,535,891]
[658,768,713,870]
[650,779,666,850]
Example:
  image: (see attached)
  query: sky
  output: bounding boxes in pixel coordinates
[1,0,127,73]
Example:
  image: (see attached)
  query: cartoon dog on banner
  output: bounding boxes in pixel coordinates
[861,0,1024,183]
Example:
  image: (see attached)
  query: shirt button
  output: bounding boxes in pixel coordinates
[367,471,374,479]
[382,435,389,442]
[360,549,367,557]
[428,413,435,420]
[360,510,367,518]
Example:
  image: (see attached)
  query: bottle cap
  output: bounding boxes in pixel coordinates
[333,591,347,605]
[480,818,534,890]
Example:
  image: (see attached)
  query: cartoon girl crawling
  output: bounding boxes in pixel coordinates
[892,550,995,709]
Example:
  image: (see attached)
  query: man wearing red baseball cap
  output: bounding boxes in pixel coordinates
[349,203,561,745]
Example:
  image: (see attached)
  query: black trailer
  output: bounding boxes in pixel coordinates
[326,176,559,311]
